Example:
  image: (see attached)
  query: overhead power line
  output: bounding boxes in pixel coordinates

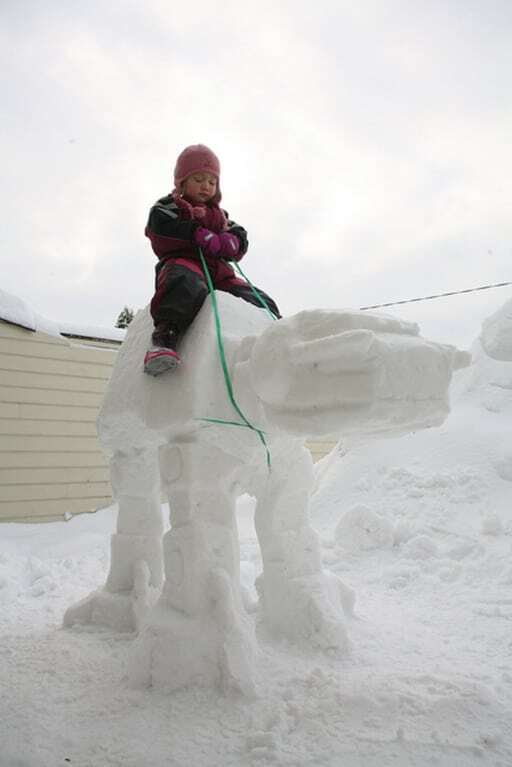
[360,280,512,311]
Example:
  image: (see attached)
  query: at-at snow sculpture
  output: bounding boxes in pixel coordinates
[65,294,468,693]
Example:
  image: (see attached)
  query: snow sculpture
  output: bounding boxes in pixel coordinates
[64,294,469,693]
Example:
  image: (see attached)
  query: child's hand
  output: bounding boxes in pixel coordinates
[194,227,221,256]
[219,232,240,259]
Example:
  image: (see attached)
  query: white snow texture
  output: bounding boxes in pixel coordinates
[63,294,467,695]
[5,295,512,766]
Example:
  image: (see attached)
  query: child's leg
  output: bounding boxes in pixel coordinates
[151,260,209,337]
[218,280,281,319]
[145,260,209,376]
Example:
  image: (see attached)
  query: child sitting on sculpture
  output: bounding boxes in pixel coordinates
[144,144,281,376]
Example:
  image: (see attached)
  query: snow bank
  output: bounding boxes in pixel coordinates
[480,296,512,361]
[452,296,512,418]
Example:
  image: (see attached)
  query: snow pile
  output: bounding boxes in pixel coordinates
[480,295,512,361]
[334,504,394,551]
[310,306,512,614]
[452,297,512,419]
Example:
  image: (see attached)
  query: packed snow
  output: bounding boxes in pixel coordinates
[2,297,512,766]
[64,295,466,695]
[480,298,512,362]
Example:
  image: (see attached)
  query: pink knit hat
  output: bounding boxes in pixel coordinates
[173,144,222,203]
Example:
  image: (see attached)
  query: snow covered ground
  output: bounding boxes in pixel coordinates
[2,322,512,766]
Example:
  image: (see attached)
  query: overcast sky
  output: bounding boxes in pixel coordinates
[2,0,511,349]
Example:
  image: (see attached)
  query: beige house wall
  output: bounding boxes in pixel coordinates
[0,321,118,522]
[0,319,335,522]
[306,439,337,464]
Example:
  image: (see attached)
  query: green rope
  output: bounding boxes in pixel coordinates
[231,260,279,320]
[200,417,266,430]
[198,249,271,470]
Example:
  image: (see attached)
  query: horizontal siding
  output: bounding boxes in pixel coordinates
[0,323,122,350]
[0,451,108,468]
[1,403,98,422]
[0,320,117,522]
[1,481,111,502]
[0,369,109,393]
[0,466,110,484]
[0,323,67,345]
[0,386,104,408]
[1,352,112,380]
[1,433,101,453]
[0,402,18,418]
[0,418,97,437]
[0,497,112,522]
[0,336,118,365]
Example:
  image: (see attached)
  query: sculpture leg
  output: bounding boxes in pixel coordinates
[254,442,354,651]
[64,447,164,631]
[130,443,256,695]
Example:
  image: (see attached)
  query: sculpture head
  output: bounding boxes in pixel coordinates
[249,309,470,439]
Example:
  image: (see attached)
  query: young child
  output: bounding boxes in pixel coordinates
[144,144,281,376]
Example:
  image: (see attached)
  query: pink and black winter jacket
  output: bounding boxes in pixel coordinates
[144,194,283,330]
[145,194,248,285]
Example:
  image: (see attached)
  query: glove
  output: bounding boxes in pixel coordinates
[194,227,221,257]
[219,232,240,259]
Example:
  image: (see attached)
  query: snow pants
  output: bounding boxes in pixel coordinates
[150,258,281,335]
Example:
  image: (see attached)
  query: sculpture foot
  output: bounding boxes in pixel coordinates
[257,570,354,652]
[129,569,257,696]
[63,589,136,632]
[63,560,159,633]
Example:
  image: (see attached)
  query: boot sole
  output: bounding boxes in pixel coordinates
[144,354,181,376]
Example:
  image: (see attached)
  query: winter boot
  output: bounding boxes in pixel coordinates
[144,323,181,376]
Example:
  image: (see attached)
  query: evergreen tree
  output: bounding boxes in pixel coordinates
[115,306,134,328]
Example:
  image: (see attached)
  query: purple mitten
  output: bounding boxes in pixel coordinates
[219,232,240,259]
[194,227,221,256]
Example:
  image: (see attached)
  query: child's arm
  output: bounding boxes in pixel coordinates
[145,196,199,246]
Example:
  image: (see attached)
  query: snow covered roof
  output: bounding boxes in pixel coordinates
[0,288,125,343]
[59,322,126,343]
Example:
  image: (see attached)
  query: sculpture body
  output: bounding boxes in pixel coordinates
[65,294,468,692]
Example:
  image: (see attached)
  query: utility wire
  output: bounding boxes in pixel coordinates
[360,280,512,311]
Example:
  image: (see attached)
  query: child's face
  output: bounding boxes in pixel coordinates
[182,172,218,204]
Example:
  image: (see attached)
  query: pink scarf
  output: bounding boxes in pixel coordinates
[171,191,228,233]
